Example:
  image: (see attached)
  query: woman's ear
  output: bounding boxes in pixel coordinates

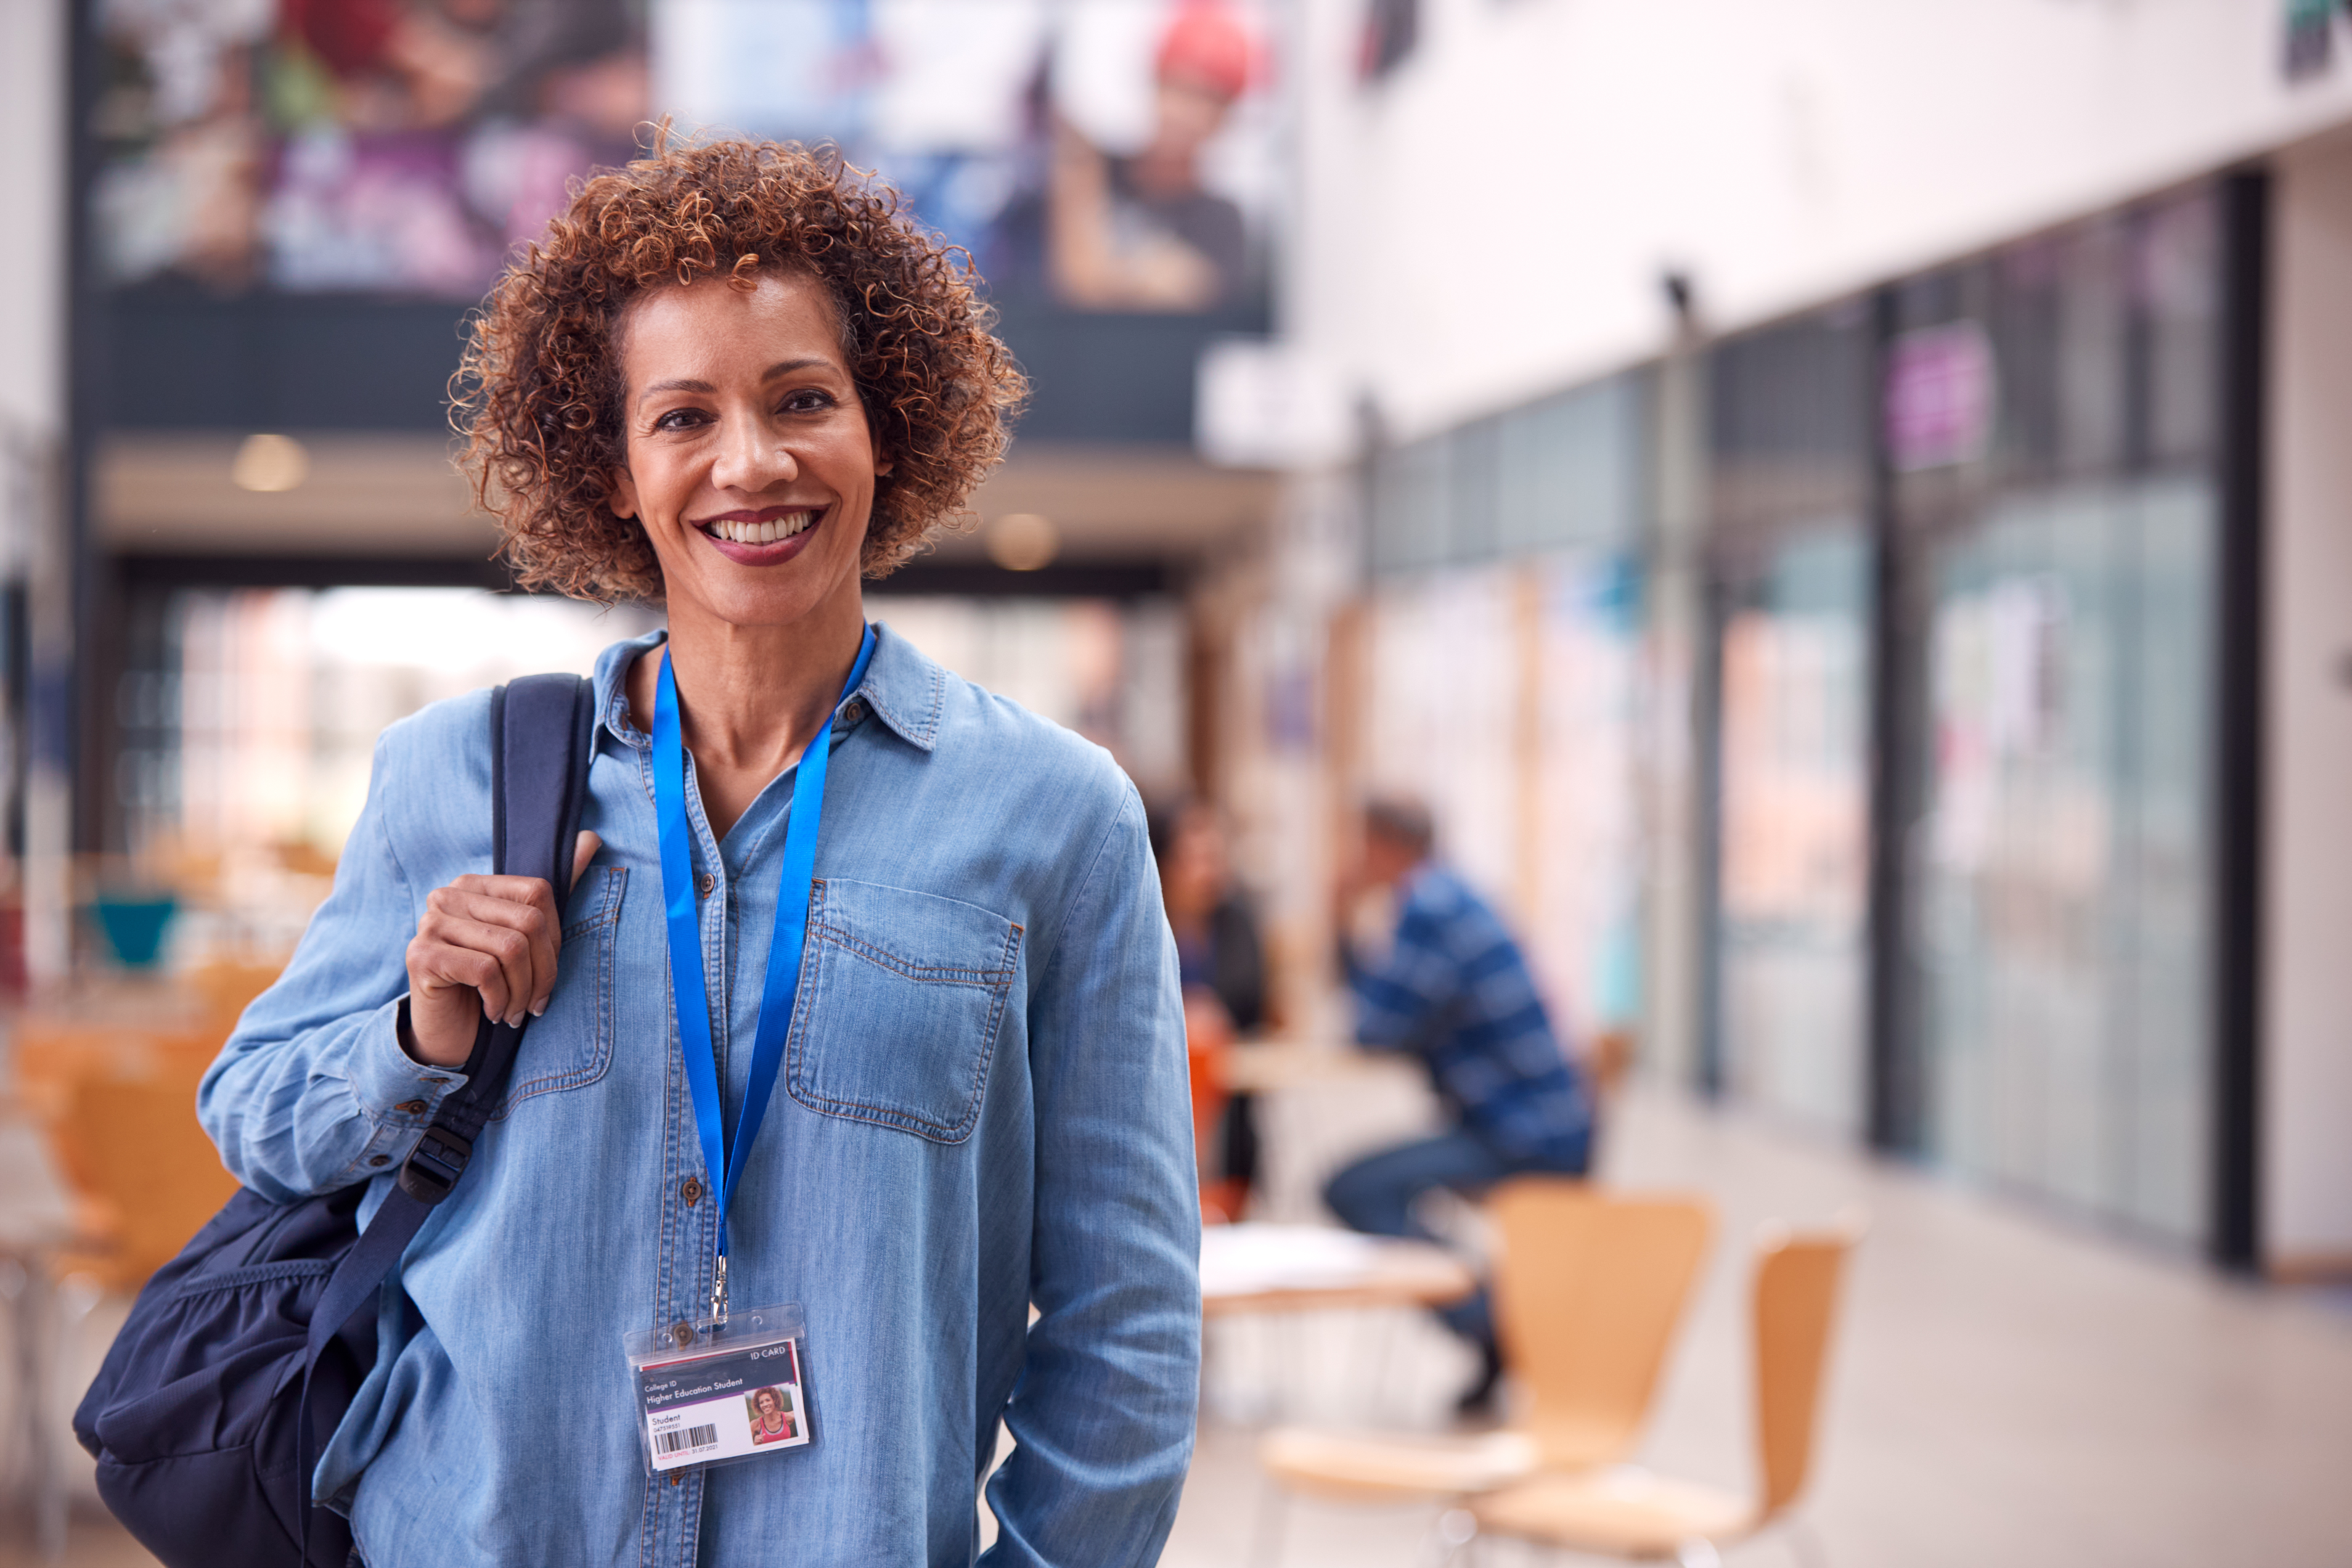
[607,467,641,521]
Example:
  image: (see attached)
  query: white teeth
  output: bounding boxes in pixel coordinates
[708,510,816,544]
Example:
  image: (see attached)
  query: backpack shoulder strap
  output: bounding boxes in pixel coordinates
[491,671,602,902]
[396,671,598,1204]
[296,674,595,1546]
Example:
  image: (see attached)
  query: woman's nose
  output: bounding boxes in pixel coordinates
[710,416,799,492]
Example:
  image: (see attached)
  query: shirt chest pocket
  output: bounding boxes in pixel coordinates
[785,878,1023,1143]
[494,864,627,1118]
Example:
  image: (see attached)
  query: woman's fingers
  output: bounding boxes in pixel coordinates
[405,844,600,1059]
[572,831,603,889]
[537,833,603,1016]
[413,933,520,1022]
[417,909,542,1026]
[423,881,558,1027]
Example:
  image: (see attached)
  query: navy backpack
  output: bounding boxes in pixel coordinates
[73,674,597,1567]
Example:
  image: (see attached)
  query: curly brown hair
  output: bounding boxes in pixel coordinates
[452,136,1026,602]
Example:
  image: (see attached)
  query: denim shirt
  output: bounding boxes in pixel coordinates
[197,626,1201,1567]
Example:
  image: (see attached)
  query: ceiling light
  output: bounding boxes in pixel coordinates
[986,513,1059,572]
[232,433,309,494]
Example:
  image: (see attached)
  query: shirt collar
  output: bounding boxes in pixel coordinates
[590,621,943,754]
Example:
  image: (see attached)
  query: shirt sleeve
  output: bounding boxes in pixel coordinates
[1344,891,1458,1053]
[197,732,473,1203]
[981,787,1200,1567]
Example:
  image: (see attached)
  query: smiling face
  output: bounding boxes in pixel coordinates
[754,1389,781,1418]
[606,271,887,635]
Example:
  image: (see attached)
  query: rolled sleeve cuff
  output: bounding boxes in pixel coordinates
[345,996,472,1147]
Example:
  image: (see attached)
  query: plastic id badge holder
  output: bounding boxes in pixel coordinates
[624,1303,812,1474]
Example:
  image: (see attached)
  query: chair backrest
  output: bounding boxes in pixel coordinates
[190,960,285,1032]
[56,1069,241,1284]
[1488,1179,1714,1470]
[1752,1220,1860,1516]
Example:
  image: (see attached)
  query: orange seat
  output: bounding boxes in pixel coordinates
[44,1063,241,1292]
[189,960,285,1033]
[1257,1182,1715,1528]
[1471,1217,1863,1562]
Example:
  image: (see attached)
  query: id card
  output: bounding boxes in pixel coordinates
[622,1303,813,1474]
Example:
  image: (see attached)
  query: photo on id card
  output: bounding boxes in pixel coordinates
[624,1303,812,1474]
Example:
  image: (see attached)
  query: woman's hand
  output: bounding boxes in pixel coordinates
[400,833,601,1068]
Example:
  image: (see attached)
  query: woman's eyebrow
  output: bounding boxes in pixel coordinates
[635,358,834,404]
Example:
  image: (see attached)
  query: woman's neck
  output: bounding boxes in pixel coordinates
[628,590,867,839]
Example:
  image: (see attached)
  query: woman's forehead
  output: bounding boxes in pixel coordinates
[618,272,849,383]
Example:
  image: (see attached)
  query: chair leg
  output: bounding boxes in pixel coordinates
[1785,1517,1829,1568]
[1246,1481,1289,1568]
[6,1260,68,1565]
[49,1276,103,1563]
[1419,1506,1478,1568]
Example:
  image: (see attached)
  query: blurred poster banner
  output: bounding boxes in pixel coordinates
[659,0,1276,314]
[1884,322,1994,473]
[94,0,1277,314]
[95,0,650,297]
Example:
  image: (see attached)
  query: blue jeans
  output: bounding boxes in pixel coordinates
[1323,1132,1583,1347]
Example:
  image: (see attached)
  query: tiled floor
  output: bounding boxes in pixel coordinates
[1167,1083,2352,1567]
[6,1084,2352,1566]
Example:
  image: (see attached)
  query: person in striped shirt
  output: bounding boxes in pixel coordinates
[1326,796,1593,1415]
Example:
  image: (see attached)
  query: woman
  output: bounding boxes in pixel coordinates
[1146,798,1267,1214]
[199,138,1200,1566]
[748,1387,796,1446]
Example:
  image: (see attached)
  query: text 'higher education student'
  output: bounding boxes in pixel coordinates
[196,136,1201,1567]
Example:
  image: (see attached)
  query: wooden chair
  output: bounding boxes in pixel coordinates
[46,1065,241,1292]
[189,959,285,1033]
[1254,1183,1715,1559]
[1469,1217,1863,1565]
[1580,1026,1636,1167]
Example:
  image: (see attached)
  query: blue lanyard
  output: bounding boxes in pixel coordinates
[650,625,876,1311]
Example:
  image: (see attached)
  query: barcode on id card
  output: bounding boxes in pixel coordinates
[656,1424,719,1456]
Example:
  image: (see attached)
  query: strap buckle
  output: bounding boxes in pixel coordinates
[396,1125,474,1205]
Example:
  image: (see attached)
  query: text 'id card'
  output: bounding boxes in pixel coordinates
[623,1303,812,1474]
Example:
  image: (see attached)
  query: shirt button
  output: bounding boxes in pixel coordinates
[370,1155,391,1167]
[696,873,715,898]
[669,1471,683,1488]
[671,1321,695,1348]
[396,1100,425,1114]
[680,1176,702,1205]
[841,699,866,725]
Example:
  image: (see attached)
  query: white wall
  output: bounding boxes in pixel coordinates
[2263,128,2352,1273]
[1290,0,2352,438]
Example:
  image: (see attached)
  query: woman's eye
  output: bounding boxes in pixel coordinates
[781,389,835,414]
[652,408,709,433]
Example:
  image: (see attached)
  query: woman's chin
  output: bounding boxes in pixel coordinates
[664,536,866,632]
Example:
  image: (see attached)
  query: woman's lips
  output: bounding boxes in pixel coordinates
[695,505,825,565]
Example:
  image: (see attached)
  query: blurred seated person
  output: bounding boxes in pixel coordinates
[1325,796,1592,1415]
[1150,798,1268,1209]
